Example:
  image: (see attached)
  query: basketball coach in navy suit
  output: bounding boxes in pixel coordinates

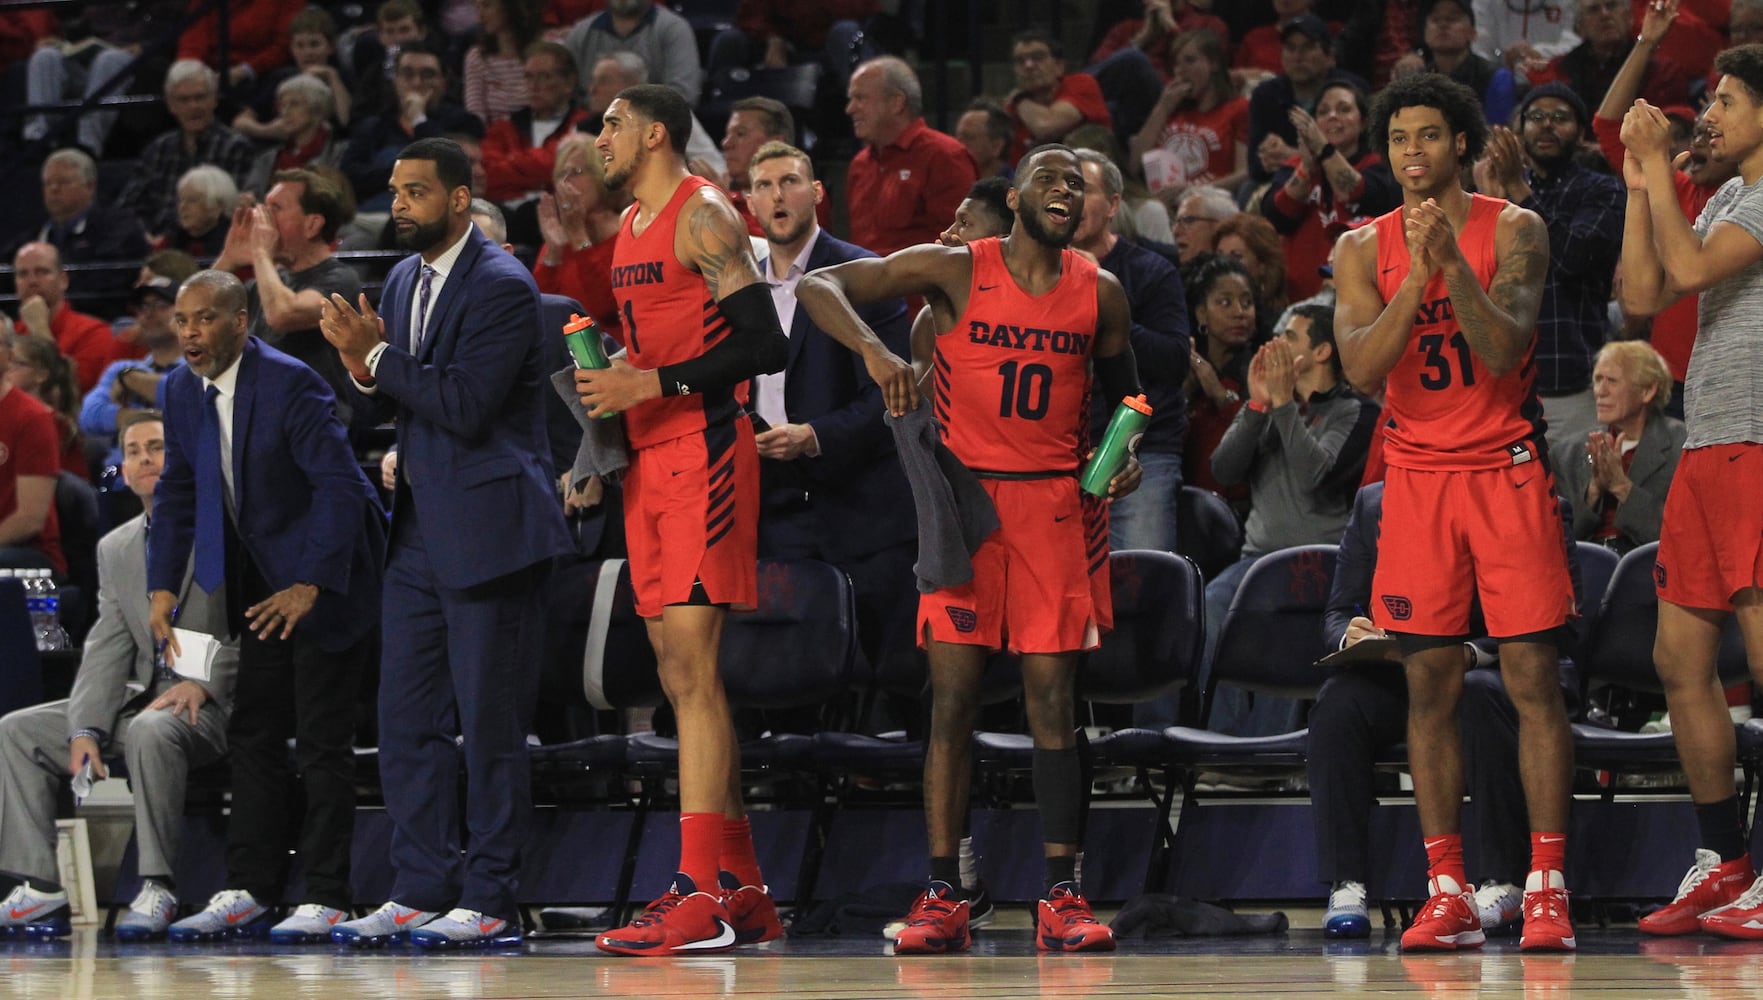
[321,137,572,949]
[747,142,917,668]
[146,270,384,943]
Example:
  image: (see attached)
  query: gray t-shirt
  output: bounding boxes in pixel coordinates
[1689,175,1763,447]
[248,255,365,428]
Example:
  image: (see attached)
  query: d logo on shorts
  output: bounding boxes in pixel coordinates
[1381,595,1413,622]
[946,608,978,633]
[1654,562,1667,590]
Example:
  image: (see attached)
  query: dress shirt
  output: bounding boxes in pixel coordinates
[756,226,821,434]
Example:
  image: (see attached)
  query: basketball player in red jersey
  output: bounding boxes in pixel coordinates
[573,84,790,956]
[799,144,1144,955]
[1333,74,1577,953]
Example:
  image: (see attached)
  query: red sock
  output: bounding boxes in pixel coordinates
[678,813,723,893]
[721,816,764,889]
[1423,834,1467,891]
[1530,831,1567,883]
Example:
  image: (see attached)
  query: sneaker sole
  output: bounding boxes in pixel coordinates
[167,923,272,943]
[270,930,342,945]
[1401,930,1486,951]
[1323,919,1371,939]
[1519,935,1578,951]
[112,928,167,943]
[0,923,71,940]
[331,931,409,948]
[1700,919,1763,941]
[410,933,524,950]
[1037,933,1117,952]
[893,932,971,955]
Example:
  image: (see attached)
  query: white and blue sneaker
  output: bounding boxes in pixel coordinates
[330,900,440,948]
[114,880,178,941]
[269,904,348,944]
[167,889,273,942]
[0,883,71,939]
[408,908,523,949]
[1474,880,1524,931]
[1324,880,1371,939]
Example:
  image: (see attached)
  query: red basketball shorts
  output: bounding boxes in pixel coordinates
[919,476,1105,654]
[1656,443,1763,611]
[622,421,759,619]
[1372,464,1574,638]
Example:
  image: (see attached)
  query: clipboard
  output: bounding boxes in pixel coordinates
[1314,637,1402,669]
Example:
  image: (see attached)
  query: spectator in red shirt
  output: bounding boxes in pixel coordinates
[177,0,298,91]
[0,330,63,576]
[1004,30,1112,162]
[534,133,629,339]
[12,242,138,396]
[844,56,977,256]
[5,334,87,481]
[1235,0,1327,75]
[1129,29,1250,208]
[483,42,592,246]
[1089,0,1231,140]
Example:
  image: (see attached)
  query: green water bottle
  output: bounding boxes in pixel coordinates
[1080,394,1153,497]
[563,313,610,369]
[564,313,618,419]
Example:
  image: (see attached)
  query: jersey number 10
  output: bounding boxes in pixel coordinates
[998,360,1052,420]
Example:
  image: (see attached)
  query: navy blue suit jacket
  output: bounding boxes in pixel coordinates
[370,226,572,588]
[148,338,385,652]
[762,232,916,561]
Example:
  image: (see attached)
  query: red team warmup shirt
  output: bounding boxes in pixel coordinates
[1373,193,1546,470]
[610,176,744,451]
[1005,74,1111,163]
[934,238,1100,473]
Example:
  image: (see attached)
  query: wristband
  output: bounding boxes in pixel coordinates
[1246,398,1269,414]
[1318,143,1337,162]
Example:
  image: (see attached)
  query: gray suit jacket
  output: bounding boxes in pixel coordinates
[65,514,238,741]
[1550,414,1687,550]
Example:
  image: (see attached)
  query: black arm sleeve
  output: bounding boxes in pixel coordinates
[656,282,790,397]
[1094,345,1143,406]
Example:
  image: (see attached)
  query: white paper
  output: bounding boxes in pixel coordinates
[169,628,221,683]
[71,758,95,802]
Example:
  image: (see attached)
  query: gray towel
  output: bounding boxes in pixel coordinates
[551,367,629,488]
[885,401,999,593]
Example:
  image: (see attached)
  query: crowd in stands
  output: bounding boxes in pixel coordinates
[0,0,1749,946]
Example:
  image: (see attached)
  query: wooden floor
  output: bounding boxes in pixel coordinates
[13,926,1763,999]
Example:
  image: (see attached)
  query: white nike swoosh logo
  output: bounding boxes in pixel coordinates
[676,919,736,950]
[1537,836,1564,843]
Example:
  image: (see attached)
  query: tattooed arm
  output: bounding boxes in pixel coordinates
[575,185,786,416]
[1414,199,1545,377]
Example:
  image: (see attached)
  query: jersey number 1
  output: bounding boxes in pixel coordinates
[1418,332,1476,390]
[998,361,1051,420]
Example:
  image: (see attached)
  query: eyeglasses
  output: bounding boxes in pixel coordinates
[1523,109,1577,127]
[1173,215,1217,228]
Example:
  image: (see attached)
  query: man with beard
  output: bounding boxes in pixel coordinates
[744,140,916,674]
[575,85,788,956]
[1334,74,1575,953]
[320,138,571,948]
[798,143,1143,955]
[1475,81,1626,452]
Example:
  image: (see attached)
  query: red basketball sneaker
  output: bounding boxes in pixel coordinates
[1518,872,1576,952]
[892,881,971,955]
[596,874,737,956]
[1400,875,1486,952]
[1698,873,1763,940]
[1639,850,1754,936]
[1036,882,1116,952]
[718,872,783,945]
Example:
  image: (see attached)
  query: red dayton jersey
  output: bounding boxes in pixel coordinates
[1373,193,1546,472]
[933,237,1100,473]
[611,175,743,450]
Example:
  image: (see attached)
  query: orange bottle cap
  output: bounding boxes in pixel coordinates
[564,313,595,335]
[1123,393,1153,416]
